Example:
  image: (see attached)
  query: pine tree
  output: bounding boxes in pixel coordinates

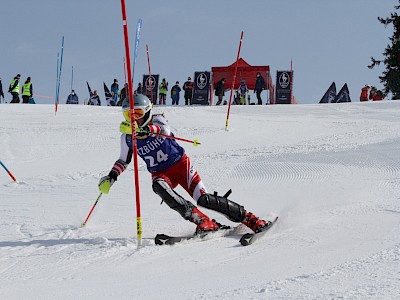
[369,1,400,99]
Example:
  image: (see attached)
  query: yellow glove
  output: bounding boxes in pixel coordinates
[98,176,115,194]
[120,121,132,134]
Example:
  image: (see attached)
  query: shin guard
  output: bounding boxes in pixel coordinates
[152,179,195,220]
[197,192,246,222]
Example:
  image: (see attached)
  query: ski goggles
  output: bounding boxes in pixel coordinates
[123,108,147,120]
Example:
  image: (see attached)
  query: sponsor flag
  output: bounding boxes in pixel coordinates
[319,82,337,103]
[332,83,351,103]
[103,82,115,106]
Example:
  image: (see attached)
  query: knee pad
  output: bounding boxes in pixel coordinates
[197,193,246,222]
[152,179,195,220]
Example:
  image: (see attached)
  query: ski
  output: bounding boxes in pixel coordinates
[155,226,234,246]
[239,216,279,246]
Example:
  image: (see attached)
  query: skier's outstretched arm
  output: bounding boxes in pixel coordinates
[98,134,132,194]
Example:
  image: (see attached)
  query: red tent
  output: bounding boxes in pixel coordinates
[211,58,275,103]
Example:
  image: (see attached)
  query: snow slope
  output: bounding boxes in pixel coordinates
[1,102,400,299]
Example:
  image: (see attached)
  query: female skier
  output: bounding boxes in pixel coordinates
[98,94,272,234]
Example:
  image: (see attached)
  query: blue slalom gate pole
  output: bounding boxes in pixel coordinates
[132,19,142,83]
[55,36,64,113]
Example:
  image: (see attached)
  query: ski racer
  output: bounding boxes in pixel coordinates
[98,94,272,234]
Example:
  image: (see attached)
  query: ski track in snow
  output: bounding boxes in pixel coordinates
[1,103,400,299]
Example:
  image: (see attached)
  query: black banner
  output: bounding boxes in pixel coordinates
[275,71,292,104]
[332,83,351,103]
[319,82,337,103]
[192,71,210,105]
[142,74,159,104]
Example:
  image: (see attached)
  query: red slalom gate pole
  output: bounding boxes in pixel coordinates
[225,31,244,131]
[120,0,143,247]
[157,133,201,146]
[0,161,17,182]
[146,44,154,105]
[81,193,102,227]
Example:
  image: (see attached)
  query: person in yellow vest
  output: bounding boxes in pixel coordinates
[22,77,33,104]
[8,74,21,103]
[158,78,168,105]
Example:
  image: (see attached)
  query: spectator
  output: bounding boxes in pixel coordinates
[8,74,21,103]
[183,76,194,105]
[66,90,79,104]
[136,82,143,94]
[369,86,377,100]
[214,78,225,105]
[0,78,4,103]
[360,85,370,102]
[117,83,128,106]
[238,80,248,105]
[111,79,119,104]
[373,90,384,101]
[21,77,33,104]
[233,90,240,105]
[254,72,265,105]
[171,81,181,105]
[88,90,101,106]
[159,78,168,105]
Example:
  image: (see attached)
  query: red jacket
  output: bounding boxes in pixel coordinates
[373,91,384,101]
[360,87,369,101]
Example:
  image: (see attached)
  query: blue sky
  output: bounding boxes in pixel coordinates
[0,0,397,104]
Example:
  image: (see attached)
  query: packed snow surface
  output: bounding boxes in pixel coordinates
[1,102,400,299]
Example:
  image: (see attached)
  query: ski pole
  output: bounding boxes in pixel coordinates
[0,161,17,182]
[81,193,103,227]
[157,133,201,146]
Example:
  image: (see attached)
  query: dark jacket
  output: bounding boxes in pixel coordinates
[171,84,181,100]
[0,80,4,98]
[215,80,225,97]
[136,84,143,94]
[183,80,193,97]
[254,75,265,92]
[67,92,79,104]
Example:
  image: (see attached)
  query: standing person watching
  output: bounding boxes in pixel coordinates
[183,76,193,105]
[111,79,119,105]
[8,74,21,103]
[159,78,168,105]
[21,77,33,104]
[254,72,265,105]
[171,81,181,105]
[214,78,225,105]
[66,90,79,104]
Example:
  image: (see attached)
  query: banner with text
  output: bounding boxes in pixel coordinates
[275,71,293,104]
[192,71,211,105]
[142,74,159,104]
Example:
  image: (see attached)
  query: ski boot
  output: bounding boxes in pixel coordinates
[191,208,221,234]
[242,212,272,233]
